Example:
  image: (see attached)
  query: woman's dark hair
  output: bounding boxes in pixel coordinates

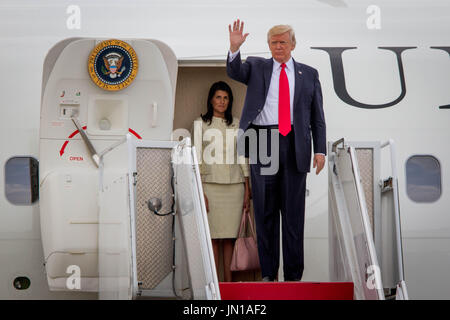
[201,81,234,126]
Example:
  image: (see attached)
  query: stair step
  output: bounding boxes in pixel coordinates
[219,282,354,300]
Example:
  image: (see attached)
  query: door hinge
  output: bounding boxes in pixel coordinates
[133,172,138,186]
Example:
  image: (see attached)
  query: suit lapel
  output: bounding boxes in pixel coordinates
[293,58,304,109]
[263,58,273,101]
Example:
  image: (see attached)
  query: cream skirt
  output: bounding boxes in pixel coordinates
[202,182,244,239]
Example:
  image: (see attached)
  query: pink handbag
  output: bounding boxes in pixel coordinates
[230,210,260,271]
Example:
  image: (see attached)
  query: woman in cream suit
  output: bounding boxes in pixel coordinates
[192,81,250,282]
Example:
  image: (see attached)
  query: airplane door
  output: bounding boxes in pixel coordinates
[39,37,178,293]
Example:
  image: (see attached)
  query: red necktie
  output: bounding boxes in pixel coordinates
[279,63,291,136]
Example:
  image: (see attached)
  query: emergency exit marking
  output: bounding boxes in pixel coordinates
[51,121,64,127]
[69,156,84,162]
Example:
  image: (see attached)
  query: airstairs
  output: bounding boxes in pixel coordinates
[328,138,409,300]
[213,138,408,300]
[96,136,355,300]
[97,136,408,300]
[98,137,220,300]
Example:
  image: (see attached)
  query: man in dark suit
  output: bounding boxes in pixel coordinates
[226,20,326,281]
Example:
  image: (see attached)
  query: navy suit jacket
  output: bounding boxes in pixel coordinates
[227,52,327,173]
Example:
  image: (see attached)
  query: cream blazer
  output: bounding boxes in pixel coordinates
[191,116,249,184]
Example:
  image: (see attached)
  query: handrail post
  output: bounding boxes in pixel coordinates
[380,139,405,283]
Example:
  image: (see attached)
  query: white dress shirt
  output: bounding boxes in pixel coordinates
[229,50,294,125]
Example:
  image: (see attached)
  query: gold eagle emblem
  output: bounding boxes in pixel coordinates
[102,52,125,79]
[88,39,138,91]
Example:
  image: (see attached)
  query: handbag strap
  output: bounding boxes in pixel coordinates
[246,211,257,239]
[237,210,257,239]
[237,210,247,238]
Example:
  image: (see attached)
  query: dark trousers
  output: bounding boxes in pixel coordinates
[249,126,307,280]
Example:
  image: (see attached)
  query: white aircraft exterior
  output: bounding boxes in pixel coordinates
[0,0,449,299]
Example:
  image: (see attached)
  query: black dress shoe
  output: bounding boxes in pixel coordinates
[262,276,274,282]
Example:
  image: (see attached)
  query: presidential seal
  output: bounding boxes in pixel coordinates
[88,39,138,91]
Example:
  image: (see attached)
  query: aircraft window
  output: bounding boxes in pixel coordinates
[406,155,441,203]
[4,157,39,205]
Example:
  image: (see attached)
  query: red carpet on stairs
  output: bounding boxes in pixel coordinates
[219,282,354,300]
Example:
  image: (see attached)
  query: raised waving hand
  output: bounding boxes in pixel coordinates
[228,19,249,53]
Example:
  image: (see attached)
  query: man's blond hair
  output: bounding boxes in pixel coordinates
[267,25,296,45]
